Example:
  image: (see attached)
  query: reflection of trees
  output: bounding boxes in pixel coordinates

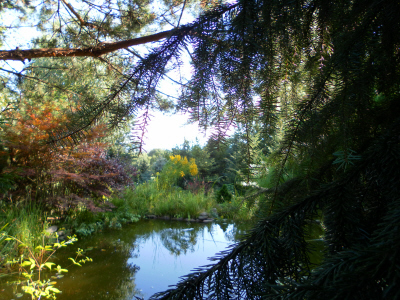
[159,228,198,255]
[33,219,251,300]
[153,220,253,256]
[129,220,215,256]
[217,221,253,242]
[1,219,252,299]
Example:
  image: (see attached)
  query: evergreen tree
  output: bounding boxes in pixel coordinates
[147,0,399,298]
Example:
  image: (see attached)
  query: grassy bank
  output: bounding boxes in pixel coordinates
[0,181,258,269]
[0,201,47,264]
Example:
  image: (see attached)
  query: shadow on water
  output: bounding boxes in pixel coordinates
[0,219,252,300]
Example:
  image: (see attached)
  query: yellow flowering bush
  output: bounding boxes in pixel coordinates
[158,155,198,189]
[189,158,198,176]
[170,154,182,164]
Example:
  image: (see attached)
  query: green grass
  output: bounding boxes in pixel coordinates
[0,200,48,262]
[152,190,214,218]
[64,204,140,237]
[115,182,215,219]
[113,180,258,221]
[215,196,258,221]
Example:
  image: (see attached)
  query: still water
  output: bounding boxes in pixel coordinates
[0,219,252,300]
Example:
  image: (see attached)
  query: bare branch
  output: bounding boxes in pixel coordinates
[60,0,87,27]
[0,29,177,61]
[176,0,187,28]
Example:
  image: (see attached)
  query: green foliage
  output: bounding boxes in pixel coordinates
[118,181,214,219]
[74,222,104,237]
[0,0,31,12]
[0,202,46,261]
[189,144,214,178]
[216,196,257,221]
[215,184,232,203]
[132,153,153,182]
[202,129,265,190]
[157,155,198,190]
[152,156,168,174]
[2,0,400,298]
[332,149,362,171]
[3,233,91,300]
[114,176,257,221]
[0,172,17,194]
[65,205,140,237]
[114,184,154,217]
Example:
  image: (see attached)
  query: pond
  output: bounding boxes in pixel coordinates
[0,219,253,300]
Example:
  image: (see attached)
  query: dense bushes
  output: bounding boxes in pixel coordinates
[0,104,137,213]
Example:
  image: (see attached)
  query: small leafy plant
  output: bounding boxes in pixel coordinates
[3,232,92,300]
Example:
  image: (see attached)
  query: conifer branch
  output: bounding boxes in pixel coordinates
[61,0,88,27]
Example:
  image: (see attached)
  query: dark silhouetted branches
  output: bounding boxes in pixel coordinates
[152,118,400,299]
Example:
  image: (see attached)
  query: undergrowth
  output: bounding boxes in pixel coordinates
[0,201,48,264]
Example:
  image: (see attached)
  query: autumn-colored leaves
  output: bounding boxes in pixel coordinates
[0,103,135,211]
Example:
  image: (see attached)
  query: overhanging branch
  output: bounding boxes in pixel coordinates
[0,2,239,62]
[0,29,177,61]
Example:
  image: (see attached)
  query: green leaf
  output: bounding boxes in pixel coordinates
[56,265,68,273]
[22,272,33,279]
[0,223,8,232]
[21,260,33,267]
[22,286,35,295]
[46,286,61,293]
[44,262,55,270]
[68,257,82,266]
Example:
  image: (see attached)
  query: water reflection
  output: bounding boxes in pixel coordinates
[218,220,252,242]
[0,219,251,300]
[126,220,250,298]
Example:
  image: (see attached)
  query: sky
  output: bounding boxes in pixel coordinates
[140,110,211,151]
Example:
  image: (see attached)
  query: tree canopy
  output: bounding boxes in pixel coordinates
[2,0,400,299]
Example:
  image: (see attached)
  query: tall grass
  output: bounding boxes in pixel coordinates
[114,181,215,219]
[216,196,258,221]
[0,200,47,262]
[152,191,214,218]
[113,180,258,221]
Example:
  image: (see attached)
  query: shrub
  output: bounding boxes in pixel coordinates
[0,103,137,212]
[215,184,232,203]
[158,155,198,190]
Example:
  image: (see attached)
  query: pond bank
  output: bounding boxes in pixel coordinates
[146,208,218,223]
